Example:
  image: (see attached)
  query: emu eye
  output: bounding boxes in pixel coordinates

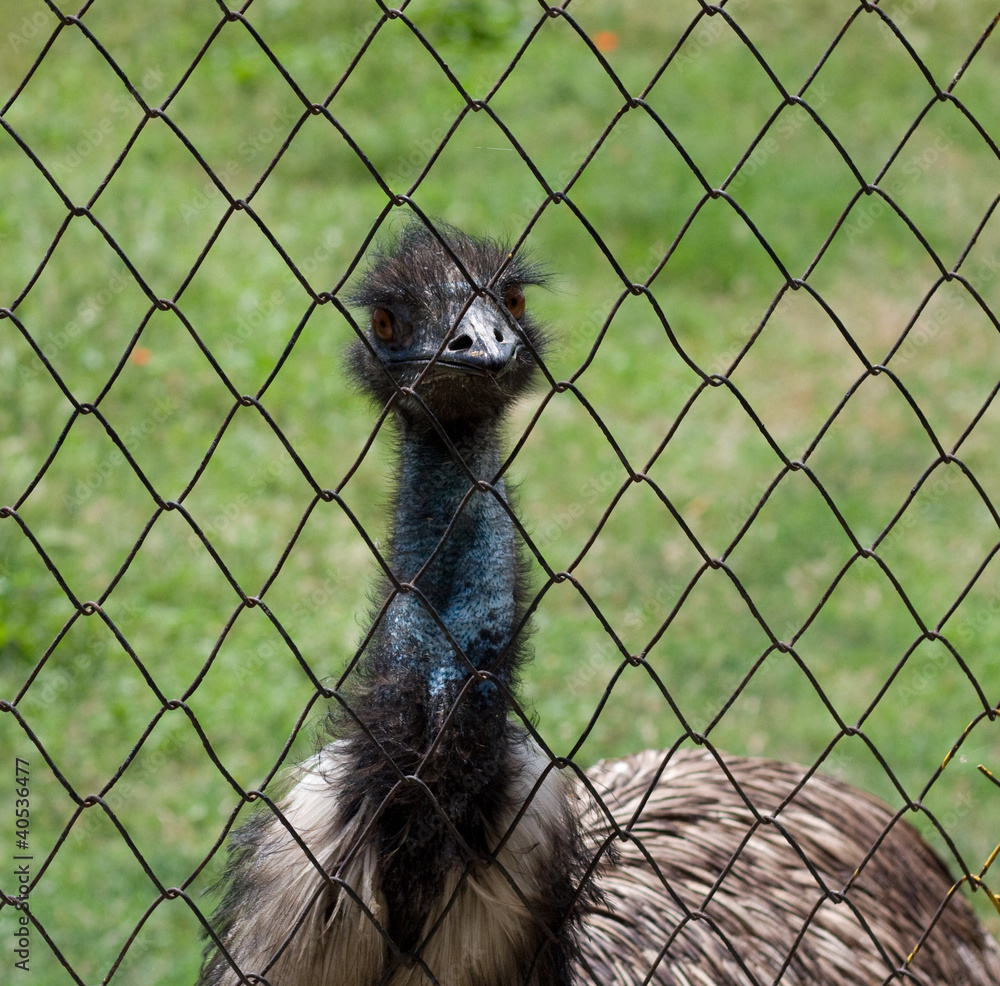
[371,307,394,342]
[504,284,525,320]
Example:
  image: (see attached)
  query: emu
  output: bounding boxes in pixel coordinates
[198,223,1000,985]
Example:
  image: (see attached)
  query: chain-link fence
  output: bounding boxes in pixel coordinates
[1,1,999,983]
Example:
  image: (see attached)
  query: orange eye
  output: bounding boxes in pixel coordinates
[504,284,525,320]
[371,307,394,341]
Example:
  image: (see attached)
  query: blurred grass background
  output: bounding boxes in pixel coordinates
[1,0,999,982]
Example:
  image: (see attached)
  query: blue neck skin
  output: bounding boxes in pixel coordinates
[375,422,520,708]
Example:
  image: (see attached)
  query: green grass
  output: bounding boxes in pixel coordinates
[2,1,1000,982]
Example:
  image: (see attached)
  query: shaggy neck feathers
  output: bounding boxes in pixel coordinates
[334,412,542,959]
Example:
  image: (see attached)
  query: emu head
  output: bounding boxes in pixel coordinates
[347,222,548,430]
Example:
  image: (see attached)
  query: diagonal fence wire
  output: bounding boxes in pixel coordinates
[1,1,999,982]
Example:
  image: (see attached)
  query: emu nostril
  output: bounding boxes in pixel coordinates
[448,333,473,351]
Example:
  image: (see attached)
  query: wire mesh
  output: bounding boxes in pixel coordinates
[1,1,999,983]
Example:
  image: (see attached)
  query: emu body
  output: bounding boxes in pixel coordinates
[198,224,1000,985]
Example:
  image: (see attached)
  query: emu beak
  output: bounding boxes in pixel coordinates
[442,298,520,375]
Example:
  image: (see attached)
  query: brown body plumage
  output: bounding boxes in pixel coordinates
[579,748,999,984]
[197,223,999,986]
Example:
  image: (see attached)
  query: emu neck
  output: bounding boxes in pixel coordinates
[332,415,533,955]
[378,421,520,702]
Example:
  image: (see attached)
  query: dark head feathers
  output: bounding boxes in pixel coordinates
[346,221,549,428]
[349,221,548,313]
